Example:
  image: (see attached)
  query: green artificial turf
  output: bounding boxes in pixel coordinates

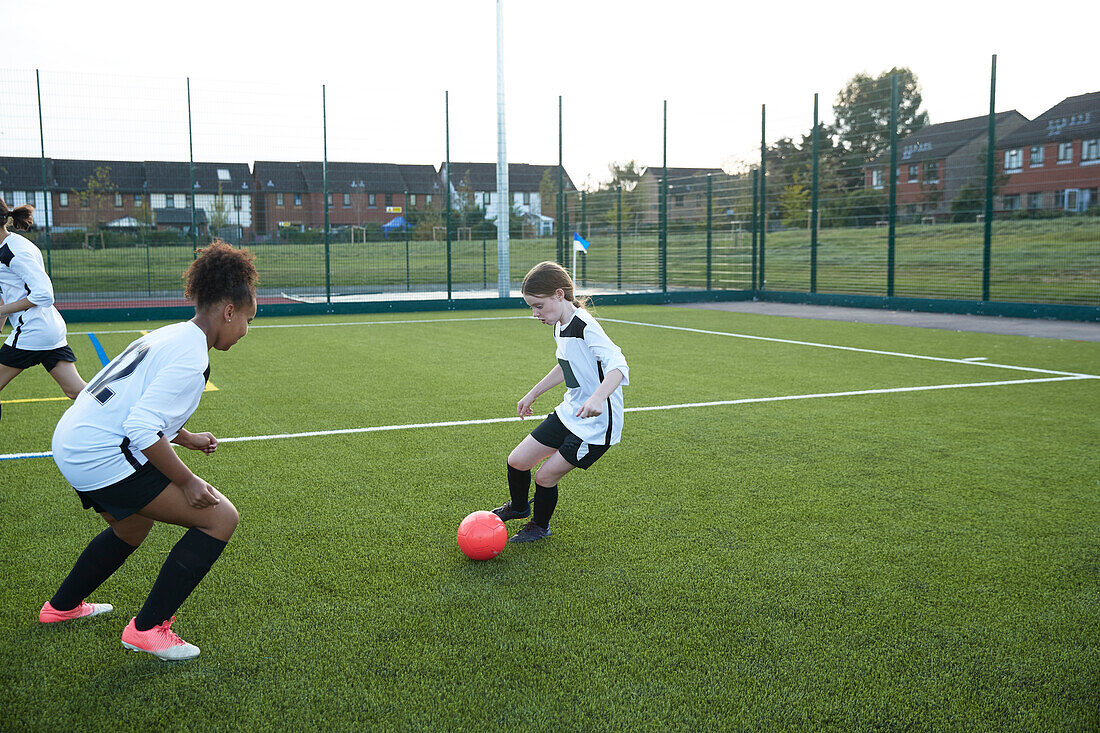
[1,306,1098,730]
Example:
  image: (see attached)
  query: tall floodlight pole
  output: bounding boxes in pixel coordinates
[495,0,510,298]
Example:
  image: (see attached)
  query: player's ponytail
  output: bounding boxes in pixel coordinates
[521,260,593,312]
[0,198,35,231]
[184,240,259,309]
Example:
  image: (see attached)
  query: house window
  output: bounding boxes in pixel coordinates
[59,192,69,207]
[523,192,531,205]
[871,169,884,189]
[135,194,143,207]
[276,193,284,206]
[1004,148,1022,171]
[923,160,939,182]
[217,169,231,181]
[675,195,684,207]
[409,194,417,207]
[1003,194,1021,211]
[184,195,191,207]
[343,193,351,207]
[326,193,333,208]
[368,194,376,207]
[1027,192,1043,210]
[1029,146,1044,167]
[1083,139,1100,162]
[386,193,394,207]
[908,164,919,182]
[1058,142,1073,163]
[114,193,123,207]
[233,194,241,210]
[166,194,174,208]
[24,192,35,206]
[906,204,917,215]
[425,195,432,205]
[294,193,302,207]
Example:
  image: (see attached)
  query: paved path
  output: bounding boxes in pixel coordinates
[672,301,1100,342]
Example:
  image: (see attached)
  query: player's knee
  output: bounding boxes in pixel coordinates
[508,451,535,472]
[218,500,240,537]
[113,520,152,547]
[534,465,559,486]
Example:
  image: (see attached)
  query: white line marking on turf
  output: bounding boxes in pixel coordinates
[961,357,988,362]
[602,319,1100,379]
[68,316,529,336]
[3,375,1088,461]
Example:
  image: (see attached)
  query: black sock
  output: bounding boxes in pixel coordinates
[135,528,227,632]
[532,483,558,529]
[507,464,531,511]
[50,527,138,611]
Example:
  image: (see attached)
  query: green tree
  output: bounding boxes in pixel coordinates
[208,183,230,237]
[73,166,116,246]
[828,67,929,188]
[950,181,984,222]
[779,171,810,228]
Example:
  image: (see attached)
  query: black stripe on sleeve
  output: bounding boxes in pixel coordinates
[0,243,13,267]
[596,360,613,444]
[119,437,142,470]
[203,365,211,384]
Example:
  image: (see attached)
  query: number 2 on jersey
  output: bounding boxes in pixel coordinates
[85,342,150,404]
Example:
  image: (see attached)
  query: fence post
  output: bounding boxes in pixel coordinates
[35,70,52,276]
[187,78,197,258]
[322,84,331,305]
[445,90,452,300]
[811,92,819,294]
[751,169,759,290]
[661,99,668,293]
[616,184,622,290]
[580,190,587,286]
[887,74,898,297]
[759,104,766,291]
[706,172,713,290]
[983,54,997,302]
[404,189,410,292]
[482,236,487,289]
[557,95,564,267]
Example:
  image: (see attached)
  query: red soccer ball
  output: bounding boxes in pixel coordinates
[457,511,507,560]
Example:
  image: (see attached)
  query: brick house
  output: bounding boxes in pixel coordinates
[636,167,726,225]
[996,91,1100,213]
[51,159,147,231]
[440,162,574,230]
[144,161,253,238]
[0,156,56,229]
[865,111,1028,221]
[254,162,443,234]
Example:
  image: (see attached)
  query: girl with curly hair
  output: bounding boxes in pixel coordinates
[42,241,258,661]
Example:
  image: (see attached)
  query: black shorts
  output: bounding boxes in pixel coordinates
[0,343,76,372]
[74,462,172,521]
[530,411,611,470]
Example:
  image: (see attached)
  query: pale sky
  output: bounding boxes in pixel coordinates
[3,0,1097,190]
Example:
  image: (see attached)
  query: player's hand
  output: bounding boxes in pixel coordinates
[181,476,220,509]
[189,432,218,455]
[575,398,603,419]
[517,393,536,419]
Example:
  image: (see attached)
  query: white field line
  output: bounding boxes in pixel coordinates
[603,319,1100,379]
[69,315,530,336]
[2,375,1088,461]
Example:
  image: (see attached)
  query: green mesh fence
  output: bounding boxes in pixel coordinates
[1,64,1096,314]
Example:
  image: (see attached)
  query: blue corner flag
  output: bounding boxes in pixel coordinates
[573,232,591,253]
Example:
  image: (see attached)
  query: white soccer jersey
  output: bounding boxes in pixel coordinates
[52,321,210,491]
[552,308,629,446]
[0,232,68,350]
